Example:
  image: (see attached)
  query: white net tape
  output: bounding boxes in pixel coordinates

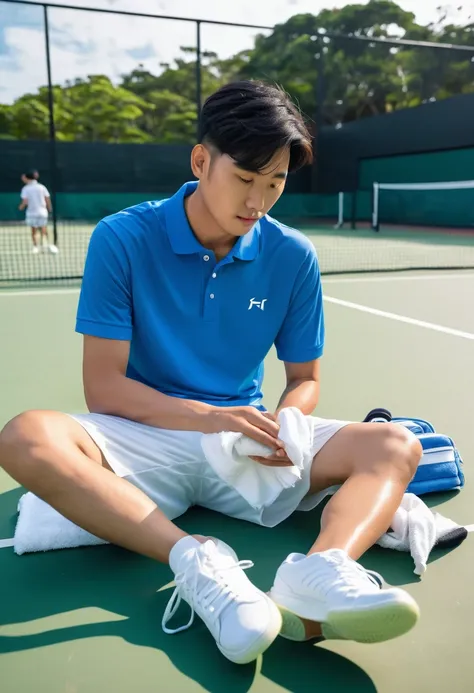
[376,180,474,192]
[372,180,474,229]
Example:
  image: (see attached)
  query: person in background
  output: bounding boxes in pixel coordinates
[19,170,58,254]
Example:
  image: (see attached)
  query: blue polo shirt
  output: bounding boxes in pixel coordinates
[76,181,324,408]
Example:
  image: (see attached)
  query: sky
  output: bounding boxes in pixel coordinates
[0,0,473,104]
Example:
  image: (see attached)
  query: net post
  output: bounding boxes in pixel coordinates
[334,191,344,228]
[372,183,380,232]
[43,4,58,247]
[351,191,357,230]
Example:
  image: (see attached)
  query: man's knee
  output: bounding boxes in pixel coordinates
[0,410,61,471]
[369,424,422,482]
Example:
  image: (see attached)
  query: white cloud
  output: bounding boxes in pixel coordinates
[0,26,49,98]
[1,0,473,104]
[0,3,272,103]
[1,8,197,102]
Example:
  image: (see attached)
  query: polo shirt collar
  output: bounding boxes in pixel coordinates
[163,181,260,261]
[232,221,260,261]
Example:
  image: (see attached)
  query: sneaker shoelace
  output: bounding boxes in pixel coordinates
[162,544,254,635]
[307,555,384,598]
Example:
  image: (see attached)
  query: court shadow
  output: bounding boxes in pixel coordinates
[0,490,376,692]
[262,638,377,693]
[0,485,23,538]
[421,490,460,509]
[357,545,421,586]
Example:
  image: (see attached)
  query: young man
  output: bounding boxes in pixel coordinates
[0,81,422,665]
[19,170,58,254]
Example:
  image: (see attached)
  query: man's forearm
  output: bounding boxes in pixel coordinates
[86,373,216,432]
[276,379,320,415]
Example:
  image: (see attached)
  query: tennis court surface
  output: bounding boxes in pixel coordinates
[1,267,473,693]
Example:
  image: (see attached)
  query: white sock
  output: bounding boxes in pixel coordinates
[169,535,201,574]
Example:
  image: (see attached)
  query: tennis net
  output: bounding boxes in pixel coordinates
[2,201,474,286]
[371,180,474,231]
[0,221,92,287]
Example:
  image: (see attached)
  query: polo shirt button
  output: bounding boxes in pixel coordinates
[203,255,210,261]
[212,272,217,278]
[210,293,215,299]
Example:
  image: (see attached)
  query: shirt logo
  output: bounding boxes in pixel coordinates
[248,297,267,311]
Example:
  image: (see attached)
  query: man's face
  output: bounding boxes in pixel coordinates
[21,174,27,184]
[193,145,290,237]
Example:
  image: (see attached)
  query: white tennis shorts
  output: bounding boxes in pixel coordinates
[69,413,350,527]
[26,213,48,228]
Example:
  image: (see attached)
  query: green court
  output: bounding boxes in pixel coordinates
[1,268,473,693]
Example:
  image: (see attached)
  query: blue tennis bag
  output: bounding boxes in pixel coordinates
[363,408,465,495]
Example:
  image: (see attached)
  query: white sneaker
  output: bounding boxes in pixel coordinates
[48,244,59,254]
[32,246,40,254]
[269,549,420,644]
[163,537,282,664]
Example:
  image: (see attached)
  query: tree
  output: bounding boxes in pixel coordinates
[0,76,154,143]
[1,0,473,141]
[2,90,51,140]
[236,1,474,124]
[54,76,154,143]
[119,48,248,141]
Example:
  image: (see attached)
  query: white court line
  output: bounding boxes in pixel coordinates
[0,537,14,549]
[0,288,80,298]
[324,295,474,341]
[323,272,474,285]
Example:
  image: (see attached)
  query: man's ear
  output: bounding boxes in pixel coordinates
[190,144,211,179]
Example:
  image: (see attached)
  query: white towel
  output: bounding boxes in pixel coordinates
[201,406,315,510]
[375,492,465,576]
[14,492,108,555]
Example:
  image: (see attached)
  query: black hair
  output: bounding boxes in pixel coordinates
[199,80,313,173]
[24,170,39,181]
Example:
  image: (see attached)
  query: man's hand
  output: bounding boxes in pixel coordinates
[249,452,293,467]
[209,406,280,447]
[208,407,293,467]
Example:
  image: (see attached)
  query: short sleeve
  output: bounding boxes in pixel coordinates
[20,186,28,200]
[41,185,50,197]
[274,246,325,362]
[76,221,132,340]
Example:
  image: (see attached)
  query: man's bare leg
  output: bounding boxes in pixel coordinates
[31,227,39,249]
[0,410,187,562]
[309,423,421,559]
[275,423,422,640]
[0,409,283,664]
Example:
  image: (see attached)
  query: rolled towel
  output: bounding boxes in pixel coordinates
[14,492,107,555]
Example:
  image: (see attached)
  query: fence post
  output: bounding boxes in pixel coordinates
[196,20,202,140]
[312,36,326,194]
[43,4,58,246]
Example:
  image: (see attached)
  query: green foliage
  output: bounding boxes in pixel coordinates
[1,0,473,142]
